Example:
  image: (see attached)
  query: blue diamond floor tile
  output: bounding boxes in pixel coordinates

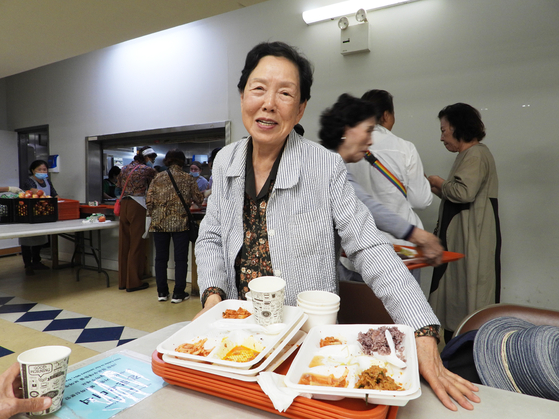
[16,310,63,323]
[0,346,14,357]
[0,294,145,353]
[76,326,125,344]
[0,303,37,313]
[44,317,92,331]
[0,296,14,306]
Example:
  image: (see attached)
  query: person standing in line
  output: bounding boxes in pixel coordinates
[189,161,209,192]
[146,150,204,303]
[428,103,501,343]
[348,90,433,283]
[116,146,157,292]
[19,160,60,276]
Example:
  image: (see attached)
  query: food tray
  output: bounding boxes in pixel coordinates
[162,321,307,381]
[58,198,80,220]
[284,324,420,406]
[157,300,305,368]
[152,350,398,419]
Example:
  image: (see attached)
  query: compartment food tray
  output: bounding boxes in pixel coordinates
[157,300,305,368]
[284,324,420,406]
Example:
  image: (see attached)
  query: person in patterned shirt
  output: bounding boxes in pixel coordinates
[146,150,203,303]
[116,146,157,292]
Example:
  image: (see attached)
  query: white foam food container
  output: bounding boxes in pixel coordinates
[157,300,305,368]
[163,329,307,382]
[284,324,421,406]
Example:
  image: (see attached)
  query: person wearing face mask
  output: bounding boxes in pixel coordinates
[116,146,157,292]
[189,161,209,192]
[18,160,60,276]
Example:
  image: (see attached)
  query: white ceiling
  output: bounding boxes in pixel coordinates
[0,0,267,79]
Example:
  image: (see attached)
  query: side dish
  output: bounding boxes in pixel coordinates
[222,307,252,319]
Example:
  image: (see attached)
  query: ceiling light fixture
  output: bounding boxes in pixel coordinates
[302,0,420,24]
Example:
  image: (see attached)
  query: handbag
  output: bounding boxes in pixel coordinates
[167,169,199,243]
[114,165,141,216]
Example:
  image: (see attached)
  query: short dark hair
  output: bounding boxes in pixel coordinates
[237,42,314,103]
[134,145,157,163]
[190,161,202,170]
[294,124,305,136]
[208,147,222,164]
[438,103,486,143]
[361,89,394,120]
[29,160,48,175]
[108,166,121,179]
[163,149,186,167]
[319,94,378,150]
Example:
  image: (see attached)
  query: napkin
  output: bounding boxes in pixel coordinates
[257,372,311,412]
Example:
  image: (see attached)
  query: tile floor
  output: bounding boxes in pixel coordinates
[0,253,202,372]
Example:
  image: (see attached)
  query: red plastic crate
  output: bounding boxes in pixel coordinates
[58,198,80,220]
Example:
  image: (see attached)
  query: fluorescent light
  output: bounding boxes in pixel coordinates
[302,0,420,24]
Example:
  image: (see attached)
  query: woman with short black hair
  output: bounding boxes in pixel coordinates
[19,160,59,275]
[146,149,204,303]
[428,103,501,343]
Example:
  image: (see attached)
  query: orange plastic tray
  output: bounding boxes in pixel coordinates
[152,350,398,419]
[58,198,80,220]
[405,250,464,270]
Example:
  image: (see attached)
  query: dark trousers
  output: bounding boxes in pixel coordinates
[153,231,190,295]
[118,199,148,289]
[21,245,42,268]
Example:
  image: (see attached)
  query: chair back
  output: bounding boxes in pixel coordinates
[454,303,559,337]
[338,281,394,325]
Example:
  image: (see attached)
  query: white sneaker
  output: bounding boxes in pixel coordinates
[171,292,190,304]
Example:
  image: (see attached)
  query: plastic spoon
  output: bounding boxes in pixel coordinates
[384,329,407,369]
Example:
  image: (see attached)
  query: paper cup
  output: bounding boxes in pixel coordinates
[297,290,340,307]
[18,346,71,416]
[299,307,339,333]
[248,276,286,326]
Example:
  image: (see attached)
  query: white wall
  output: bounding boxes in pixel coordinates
[2,0,559,310]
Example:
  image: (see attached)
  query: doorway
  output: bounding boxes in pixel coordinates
[17,125,49,186]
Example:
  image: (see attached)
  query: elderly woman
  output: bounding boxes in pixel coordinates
[146,150,204,303]
[318,93,443,277]
[195,41,479,411]
[428,103,501,342]
[116,146,157,292]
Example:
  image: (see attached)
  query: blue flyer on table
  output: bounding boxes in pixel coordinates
[55,353,166,419]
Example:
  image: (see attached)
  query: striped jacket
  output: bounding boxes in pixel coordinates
[195,131,439,330]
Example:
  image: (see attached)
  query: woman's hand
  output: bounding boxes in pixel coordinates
[416,336,480,411]
[408,228,444,266]
[427,175,444,198]
[192,294,222,320]
[0,363,52,419]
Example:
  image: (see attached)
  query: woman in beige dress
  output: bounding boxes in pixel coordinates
[428,103,501,343]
